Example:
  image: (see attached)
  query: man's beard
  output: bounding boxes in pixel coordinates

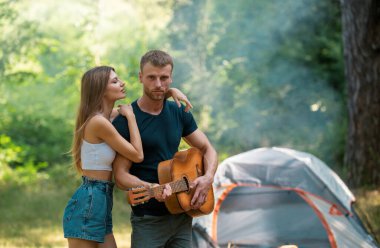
[144,87,166,101]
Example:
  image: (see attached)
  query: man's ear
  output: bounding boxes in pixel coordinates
[138,71,142,83]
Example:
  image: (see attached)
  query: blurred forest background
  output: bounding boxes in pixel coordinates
[0,0,378,247]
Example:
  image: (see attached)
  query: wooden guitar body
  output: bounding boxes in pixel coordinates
[158,147,214,217]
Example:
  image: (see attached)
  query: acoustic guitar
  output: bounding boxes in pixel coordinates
[127,147,214,217]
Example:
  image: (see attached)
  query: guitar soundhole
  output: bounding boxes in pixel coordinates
[183,176,190,193]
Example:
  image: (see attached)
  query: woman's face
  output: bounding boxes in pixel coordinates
[103,70,125,101]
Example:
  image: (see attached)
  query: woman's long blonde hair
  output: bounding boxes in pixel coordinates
[72,66,115,172]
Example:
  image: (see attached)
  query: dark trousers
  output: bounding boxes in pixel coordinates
[130,212,192,248]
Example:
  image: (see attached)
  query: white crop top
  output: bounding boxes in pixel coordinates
[81,140,116,171]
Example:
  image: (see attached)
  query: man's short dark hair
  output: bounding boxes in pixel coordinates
[140,50,174,72]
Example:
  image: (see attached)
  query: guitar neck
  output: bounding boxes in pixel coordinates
[149,178,189,196]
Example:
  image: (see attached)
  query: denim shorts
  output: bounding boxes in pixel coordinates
[63,176,114,243]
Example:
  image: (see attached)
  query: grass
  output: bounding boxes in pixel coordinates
[0,165,379,248]
[353,188,380,244]
[0,165,133,248]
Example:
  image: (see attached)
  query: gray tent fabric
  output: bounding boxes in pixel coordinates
[193,147,379,248]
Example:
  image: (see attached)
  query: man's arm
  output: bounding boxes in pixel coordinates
[113,154,172,201]
[183,129,218,209]
[113,154,149,190]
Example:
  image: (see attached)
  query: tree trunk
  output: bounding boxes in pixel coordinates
[341,0,380,187]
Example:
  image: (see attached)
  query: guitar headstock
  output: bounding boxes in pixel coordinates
[127,186,152,206]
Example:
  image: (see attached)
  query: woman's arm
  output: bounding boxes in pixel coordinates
[166,88,193,112]
[89,111,143,163]
[118,104,143,162]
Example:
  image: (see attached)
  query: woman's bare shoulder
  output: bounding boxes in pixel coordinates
[86,114,112,130]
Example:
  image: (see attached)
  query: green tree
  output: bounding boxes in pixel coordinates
[0,0,95,165]
[0,0,176,168]
[168,0,345,169]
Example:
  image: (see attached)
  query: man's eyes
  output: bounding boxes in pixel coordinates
[147,76,169,81]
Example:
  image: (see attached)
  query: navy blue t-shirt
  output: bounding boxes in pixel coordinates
[112,99,198,216]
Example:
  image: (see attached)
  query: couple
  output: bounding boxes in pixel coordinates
[62,50,218,248]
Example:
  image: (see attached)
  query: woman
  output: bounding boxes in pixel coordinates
[63,66,190,248]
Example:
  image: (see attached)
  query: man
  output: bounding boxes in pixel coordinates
[112,50,218,247]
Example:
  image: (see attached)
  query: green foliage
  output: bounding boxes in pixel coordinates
[0,135,21,181]
[0,0,175,170]
[0,134,22,166]
[0,134,49,185]
[0,0,93,167]
[276,0,344,92]
[167,0,345,169]
[0,0,347,173]
[0,0,379,246]
[0,0,348,177]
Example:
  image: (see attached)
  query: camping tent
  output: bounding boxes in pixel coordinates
[192,147,379,248]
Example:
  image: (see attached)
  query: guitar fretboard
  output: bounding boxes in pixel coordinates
[149,178,189,196]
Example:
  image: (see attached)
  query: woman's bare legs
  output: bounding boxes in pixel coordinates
[99,233,117,248]
[68,238,97,248]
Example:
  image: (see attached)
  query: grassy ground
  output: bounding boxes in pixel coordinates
[0,165,379,248]
[0,165,132,248]
[353,188,380,244]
